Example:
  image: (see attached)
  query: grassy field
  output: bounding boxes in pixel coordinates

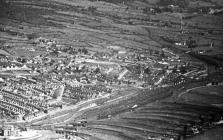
[1,0,223,56]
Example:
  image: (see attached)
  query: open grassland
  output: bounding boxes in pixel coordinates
[1,0,223,56]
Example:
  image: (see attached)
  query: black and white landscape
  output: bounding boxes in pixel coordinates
[0,0,223,139]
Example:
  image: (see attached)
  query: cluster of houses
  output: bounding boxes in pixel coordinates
[0,35,212,122]
[0,74,65,121]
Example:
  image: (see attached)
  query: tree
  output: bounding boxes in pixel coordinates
[144,67,151,75]
[186,37,197,49]
[78,48,82,53]
[94,67,100,74]
[27,33,37,40]
[82,48,88,54]
[160,51,165,58]
[88,6,97,13]
[21,58,27,63]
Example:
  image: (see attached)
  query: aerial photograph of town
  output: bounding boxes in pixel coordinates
[0,0,223,139]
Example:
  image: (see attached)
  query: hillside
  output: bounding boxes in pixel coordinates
[0,0,223,56]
